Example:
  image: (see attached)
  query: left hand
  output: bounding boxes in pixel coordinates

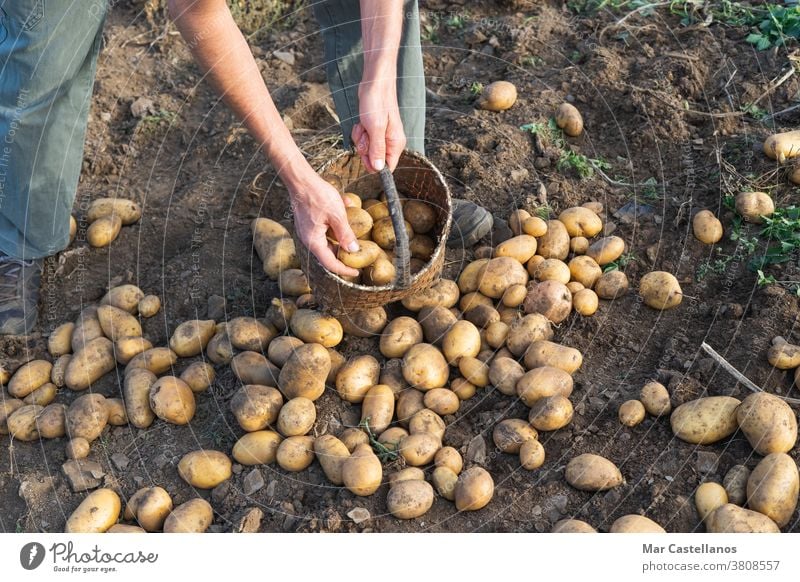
[353,78,406,173]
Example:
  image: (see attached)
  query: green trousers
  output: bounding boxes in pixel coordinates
[0,0,425,260]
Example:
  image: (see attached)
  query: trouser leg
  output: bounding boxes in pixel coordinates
[312,0,426,154]
[0,0,107,260]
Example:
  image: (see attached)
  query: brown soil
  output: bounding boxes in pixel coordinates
[1,0,799,533]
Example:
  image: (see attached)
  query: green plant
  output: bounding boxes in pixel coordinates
[557,150,611,180]
[469,81,484,96]
[446,14,466,29]
[359,418,399,463]
[745,4,800,50]
[750,205,800,268]
[421,12,441,43]
[639,176,661,201]
[533,204,554,220]
[603,252,637,272]
[227,0,305,36]
[757,270,800,295]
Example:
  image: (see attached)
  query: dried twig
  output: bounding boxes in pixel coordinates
[749,66,796,108]
[598,2,671,43]
[700,342,800,405]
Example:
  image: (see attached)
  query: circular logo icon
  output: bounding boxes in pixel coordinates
[20,542,46,571]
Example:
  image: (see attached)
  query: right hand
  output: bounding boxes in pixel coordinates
[289,174,360,278]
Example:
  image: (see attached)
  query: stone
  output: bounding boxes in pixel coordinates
[130,97,156,119]
[694,451,718,475]
[466,434,487,464]
[265,480,277,498]
[273,51,295,66]
[111,453,129,471]
[347,507,370,525]
[207,295,226,321]
[212,480,231,504]
[243,469,264,496]
[62,460,104,492]
[235,507,264,533]
[491,217,513,244]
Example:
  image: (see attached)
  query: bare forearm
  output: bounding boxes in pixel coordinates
[360,0,403,82]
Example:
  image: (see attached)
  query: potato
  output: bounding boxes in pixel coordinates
[536,220,570,260]
[87,197,142,225]
[279,343,331,400]
[51,355,71,387]
[442,320,481,365]
[100,284,144,314]
[433,446,463,475]
[594,270,628,300]
[403,343,449,391]
[163,499,214,533]
[66,394,108,442]
[572,289,599,316]
[361,384,395,433]
[265,298,297,332]
[372,216,413,250]
[342,443,382,496]
[409,235,435,261]
[230,384,283,432]
[736,392,797,455]
[766,341,800,369]
[233,431,282,466]
[396,390,426,427]
[484,321,510,349]
[387,479,434,519]
[404,199,437,234]
[36,403,67,438]
[276,397,316,437]
[523,340,582,374]
[692,210,723,244]
[455,467,494,511]
[339,307,388,338]
[105,398,128,426]
[519,439,545,470]
[231,351,279,387]
[477,80,516,111]
[0,399,24,435]
[555,103,583,136]
[251,218,299,279]
[342,192,362,208]
[363,198,389,221]
[506,313,553,357]
[509,209,531,235]
[609,515,666,533]
[487,356,526,396]
[178,450,232,488]
[670,396,741,445]
[695,482,728,523]
[429,466,457,501]
[180,361,215,393]
[516,366,573,406]
[501,284,527,308]
[568,256,602,288]
[401,279,460,312]
[71,306,104,352]
[639,381,671,416]
[408,409,446,440]
[66,437,90,460]
[522,216,548,237]
[379,316,423,358]
[267,336,304,367]
[458,356,489,389]
[493,418,538,454]
[528,395,573,431]
[586,236,624,266]
[149,376,196,425]
[290,309,343,347]
[639,271,682,310]
[459,291,493,313]
[746,452,799,527]
[531,258,571,284]
[166,319,215,357]
[65,489,121,533]
[706,504,779,533]
[277,268,312,296]
[478,257,529,299]
[791,164,800,185]
[125,486,173,532]
[49,322,75,357]
[228,317,277,352]
[464,304,500,329]
[125,347,178,376]
[523,280,572,323]
[345,207,375,239]
[0,363,10,387]
[423,388,460,416]
[736,191,775,223]
[618,400,645,427]
[8,359,52,398]
[570,236,589,254]
[96,305,142,342]
[495,235,538,264]
[458,259,490,294]
[763,130,800,162]
[138,295,161,318]
[123,369,157,429]
[340,427,369,452]
[311,435,351,487]
[87,214,122,247]
[399,432,441,466]
[379,427,409,452]
[335,355,380,404]
[362,256,397,286]
[552,519,596,533]
[497,306,519,326]
[7,404,43,440]
[559,206,600,237]
[418,306,458,346]
[276,435,316,471]
[115,336,153,365]
[723,465,750,506]
[69,215,77,244]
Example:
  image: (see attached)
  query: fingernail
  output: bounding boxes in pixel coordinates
[373,159,385,171]
[347,241,360,253]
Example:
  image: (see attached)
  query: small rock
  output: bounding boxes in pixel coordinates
[212,480,231,504]
[243,469,265,496]
[18,479,53,507]
[273,51,295,66]
[100,112,112,122]
[510,168,529,183]
[534,157,550,170]
[62,460,104,492]
[111,453,129,471]
[491,217,513,244]
[283,515,297,530]
[323,509,342,531]
[153,453,171,470]
[130,97,156,119]
[207,295,226,320]
[235,507,264,533]
[466,434,487,464]
[347,507,370,525]
[265,480,277,498]
[232,463,243,475]
[695,451,718,475]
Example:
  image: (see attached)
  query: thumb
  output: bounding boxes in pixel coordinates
[368,127,387,172]
[330,210,360,254]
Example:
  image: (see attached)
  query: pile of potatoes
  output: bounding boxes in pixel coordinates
[77,198,143,249]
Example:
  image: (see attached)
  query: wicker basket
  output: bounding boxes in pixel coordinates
[295,149,452,314]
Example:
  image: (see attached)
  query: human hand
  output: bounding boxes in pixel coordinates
[353,77,406,173]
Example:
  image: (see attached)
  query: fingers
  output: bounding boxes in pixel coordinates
[367,122,387,172]
[329,209,360,254]
[352,123,372,172]
[309,238,359,278]
[385,125,406,172]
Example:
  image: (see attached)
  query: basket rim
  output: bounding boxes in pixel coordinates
[307,149,453,294]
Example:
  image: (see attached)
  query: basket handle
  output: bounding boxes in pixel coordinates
[378,166,411,288]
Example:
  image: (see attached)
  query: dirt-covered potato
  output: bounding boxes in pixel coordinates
[178,450,232,488]
[501,284,527,308]
[123,369,157,429]
[593,273,626,302]
[530,258,570,284]
[100,284,144,314]
[572,289,599,316]
[342,443,382,496]
[264,298,296,332]
[442,320,481,365]
[277,268,312,296]
[404,199,437,234]
[555,102,584,136]
[403,343,449,391]
[149,376,196,425]
[279,343,331,400]
[312,434,351,485]
[115,336,153,365]
[497,306,519,326]
[163,498,214,533]
[408,409,446,440]
[477,80,517,111]
[0,364,11,388]
[48,322,75,357]
[87,197,142,225]
[523,280,572,323]
[401,278,460,312]
[276,435,316,471]
[276,396,316,437]
[493,418,538,454]
[362,256,397,286]
[506,313,553,356]
[495,235,538,264]
[559,206,600,237]
[509,209,531,235]
[570,236,589,254]
[372,216,413,250]
[519,439,545,470]
[746,453,799,527]
[8,359,52,398]
[484,321,510,349]
[639,271,682,310]
[335,355,380,404]
[71,306,104,352]
[723,465,750,506]
[639,381,671,416]
[486,357,524,396]
[179,361,215,393]
[69,215,78,244]
[138,295,161,318]
[0,399,24,435]
[97,305,142,341]
[65,488,121,533]
[379,427,409,453]
[516,366,573,405]
[458,259,490,294]
[459,291,493,314]
[399,432,441,466]
[87,214,121,247]
[65,337,116,392]
[290,309,343,347]
[552,519,596,533]
[36,403,67,438]
[267,336,303,368]
[692,210,723,244]
[7,404,43,441]
[233,430,282,465]
[455,467,494,511]
[339,427,369,453]
[379,316,423,358]
[528,395,574,431]
[670,396,741,444]
[618,400,646,427]
[51,354,71,387]
[387,479,434,519]
[166,319,215,358]
[706,504,779,533]
[231,351,279,387]
[565,453,622,491]
[695,482,728,523]
[251,218,299,279]
[422,388,459,416]
[791,164,800,185]
[229,317,278,352]
[763,129,800,162]
[736,392,797,455]
[387,467,425,487]
[125,346,178,376]
[409,234,435,261]
[609,515,666,533]
[66,394,109,442]
[105,398,128,426]
[125,486,173,532]
[432,446,463,475]
[230,384,283,431]
[735,191,775,223]
[536,220,570,260]
[522,215,548,237]
[458,356,489,388]
[337,306,387,338]
[417,306,457,346]
[429,466,457,501]
[586,236,624,266]
[359,384,394,433]
[66,437,91,460]
[766,340,800,369]
[568,256,602,288]
[477,257,529,299]
[464,304,500,329]
[523,340,582,374]
[396,390,426,427]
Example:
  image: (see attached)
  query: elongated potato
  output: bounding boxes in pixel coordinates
[251,218,299,279]
[87,198,142,225]
[640,381,671,416]
[105,398,128,426]
[401,279,460,312]
[559,206,601,237]
[670,396,741,445]
[746,453,799,527]
[0,399,24,435]
[8,360,52,398]
[138,295,161,318]
[488,357,525,396]
[594,270,628,300]
[115,336,153,365]
[723,465,750,506]
[565,454,623,491]
[695,482,728,523]
[335,355,380,404]
[528,395,573,431]
[423,388,460,415]
[65,337,116,391]
[97,305,142,341]
[455,467,494,511]
[24,383,57,406]
[506,313,553,356]
[610,515,665,533]
[516,366,573,406]
[458,259,490,294]
[387,480,434,519]
[402,343,449,391]
[279,343,330,401]
[342,443,382,496]
[51,354,71,387]
[101,284,145,314]
[66,394,109,442]
[168,319,218,357]
[587,236,624,266]
[692,210,723,244]
[736,392,797,455]
[555,103,583,137]
[233,430,282,465]
[766,341,800,369]
[163,499,214,533]
[125,347,178,376]
[361,384,395,433]
[71,306,104,353]
[124,369,157,429]
[65,489,121,533]
[568,256,602,288]
[432,466,458,501]
[7,404,44,441]
[706,504,779,533]
[125,486,173,532]
[639,271,682,310]
[278,268,312,296]
[763,130,800,162]
[399,432,441,466]
[149,376,196,425]
[230,384,283,431]
[178,450,232,489]
[520,439,545,470]
[552,519,596,533]
[290,309,343,347]
[523,340,582,374]
[231,351,279,387]
[442,320,481,364]
[48,322,75,357]
[314,434,350,485]
[536,220,570,260]
[493,418,538,454]
[396,390,426,427]
[87,215,122,247]
[404,199,437,234]
[380,316,423,358]
[495,235,538,263]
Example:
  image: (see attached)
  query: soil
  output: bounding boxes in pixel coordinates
[2,0,799,533]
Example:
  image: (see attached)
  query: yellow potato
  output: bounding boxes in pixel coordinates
[735,191,775,223]
[380,316,423,358]
[231,351,279,387]
[48,322,75,357]
[434,446,463,474]
[766,340,800,369]
[97,304,142,341]
[7,404,44,441]
[276,397,316,437]
[168,319,216,357]
[558,206,601,237]
[594,270,628,300]
[138,295,161,318]
[104,398,128,426]
[387,479,434,519]
[692,210,723,244]
[403,199,437,234]
[101,284,144,314]
[398,432,441,466]
[0,364,10,387]
[454,467,494,511]
[335,355,381,404]
[228,317,277,352]
[69,215,77,244]
[695,482,728,523]
[87,198,142,225]
[458,356,489,388]
[555,102,583,136]
[639,381,671,416]
[532,258,571,284]
[361,384,395,433]
[401,278,460,312]
[423,388,460,415]
[477,80,517,111]
[528,395,574,431]
[115,336,153,365]
[178,450,232,488]
[610,515,666,533]
[409,234,435,261]
[338,306,388,338]
[408,409,446,440]
[706,504,779,533]
[36,403,67,438]
[364,198,389,221]
[618,400,646,427]
[670,396,741,445]
[522,215,548,237]
[107,524,146,533]
[478,257,529,299]
[0,399,24,435]
[506,313,553,356]
[639,271,682,310]
[501,283,527,308]
[572,289,599,316]
[251,218,299,279]
[417,306,457,347]
[123,369,157,429]
[442,320,481,364]
[163,499,214,533]
[362,256,397,286]
[51,355,71,387]
[66,393,108,442]
[233,430,282,465]
[149,376,196,425]
[277,268,311,296]
[313,434,350,485]
[290,309,343,347]
[230,384,283,431]
[746,452,799,527]
[523,280,572,323]
[493,418,538,454]
[536,220,570,260]
[484,321,510,348]
[586,236,625,266]
[516,366,573,406]
[495,235,538,263]
[736,392,796,455]
[396,390,426,427]
[87,214,122,247]
[723,465,750,506]
[509,209,531,235]
[519,439,545,470]
[458,259,490,294]
[402,343,449,391]
[279,343,331,400]
[459,291,493,313]
[8,359,52,398]
[342,443,382,496]
[763,129,800,162]
[568,256,602,288]
[790,164,800,185]
[180,361,215,393]
[372,216,414,250]
[71,305,104,352]
[523,340,582,374]
[379,427,409,452]
[552,519,596,533]
[65,489,121,533]
[276,435,316,471]
[267,336,304,367]
[125,346,178,376]
[487,357,525,396]
[570,236,589,254]
[125,486,173,532]
[66,437,90,460]
[431,466,458,501]
[340,427,369,453]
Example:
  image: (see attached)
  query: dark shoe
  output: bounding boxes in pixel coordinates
[446,199,494,248]
[0,253,43,336]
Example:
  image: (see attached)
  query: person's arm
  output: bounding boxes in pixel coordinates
[353,0,407,172]
[167,0,359,276]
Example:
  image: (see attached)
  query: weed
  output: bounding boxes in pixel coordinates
[422,12,441,43]
[603,252,637,272]
[470,82,484,96]
[360,418,399,463]
[228,0,305,36]
[446,14,466,30]
[533,204,554,220]
[520,118,564,147]
[757,270,800,295]
[639,177,661,201]
[521,55,544,67]
[558,150,611,180]
[745,4,800,50]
